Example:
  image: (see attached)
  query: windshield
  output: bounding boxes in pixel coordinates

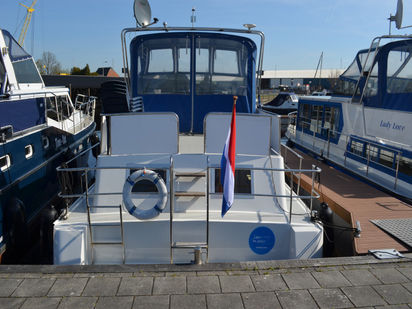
[1,30,42,84]
[387,46,412,93]
[340,49,376,83]
[132,34,252,97]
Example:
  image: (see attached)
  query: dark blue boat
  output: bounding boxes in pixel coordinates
[0,29,97,262]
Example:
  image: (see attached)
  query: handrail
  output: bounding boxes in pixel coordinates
[58,151,321,264]
[280,144,303,197]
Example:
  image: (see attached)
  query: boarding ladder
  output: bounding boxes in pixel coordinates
[169,154,209,264]
[84,175,126,264]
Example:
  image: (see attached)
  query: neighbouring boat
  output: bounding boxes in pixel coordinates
[286,33,412,202]
[53,0,323,265]
[0,29,97,262]
[261,91,299,115]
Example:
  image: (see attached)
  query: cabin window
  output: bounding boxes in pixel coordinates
[387,49,412,93]
[398,155,412,176]
[13,58,43,84]
[195,38,248,96]
[298,104,311,130]
[214,169,251,194]
[214,50,239,74]
[196,48,210,73]
[137,38,192,95]
[46,96,73,121]
[130,169,167,193]
[25,145,34,159]
[0,154,11,172]
[310,105,323,134]
[323,106,340,138]
[350,140,364,157]
[42,136,49,149]
[178,48,190,72]
[363,63,378,98]
[379,149,395,168]
[148,49,173,73]
[2,30,42,84]
[366,144,379,163]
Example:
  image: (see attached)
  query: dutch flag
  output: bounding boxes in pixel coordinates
[221,96,237,217]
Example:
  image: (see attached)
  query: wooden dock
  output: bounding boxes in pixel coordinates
[282,147,412,255]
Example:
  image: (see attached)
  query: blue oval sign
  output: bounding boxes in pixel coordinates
[249,226,275,255]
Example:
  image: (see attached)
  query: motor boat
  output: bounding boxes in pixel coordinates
[286,4,412,202]
[53,0,323,265]
[261,92,298,115]
[0,29,97,262]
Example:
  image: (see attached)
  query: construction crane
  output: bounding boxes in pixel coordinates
[18,0,37,46]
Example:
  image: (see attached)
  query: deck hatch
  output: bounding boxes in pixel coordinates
[371,218,412,248]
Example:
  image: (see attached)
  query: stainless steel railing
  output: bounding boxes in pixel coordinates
[57,148,321,264]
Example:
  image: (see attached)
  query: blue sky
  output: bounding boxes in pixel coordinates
[1,0,412,74]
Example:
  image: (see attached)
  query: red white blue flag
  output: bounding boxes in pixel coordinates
[221,96,237,217]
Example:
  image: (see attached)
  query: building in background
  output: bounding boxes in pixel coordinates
[96,67,119,77]
[261,69,345,93]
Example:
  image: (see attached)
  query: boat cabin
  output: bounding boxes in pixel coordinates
[128,32,257,133]
[340,39,412,112]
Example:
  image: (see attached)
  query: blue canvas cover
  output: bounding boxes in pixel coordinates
[130,32,257,133]
[340,39,412,112]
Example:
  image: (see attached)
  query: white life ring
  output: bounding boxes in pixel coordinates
[122,169,168,220]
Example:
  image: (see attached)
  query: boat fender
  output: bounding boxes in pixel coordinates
[319,202,334,256]
[2,197,28,259]
[39,205,58,263]
[90,132,100,158]
[122,169,167,220]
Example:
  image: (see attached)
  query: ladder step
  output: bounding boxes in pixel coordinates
[175,191,205,197]
[172,242,207,249]
[92,241,124,245]
[175,172,206,178]
[90,223,122,227]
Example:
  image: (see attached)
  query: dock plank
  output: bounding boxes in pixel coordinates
[282,148,412,255]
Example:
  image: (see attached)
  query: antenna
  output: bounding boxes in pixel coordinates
[388,0,403,34]
[191,7,196,27]
[134,0,158,27]
[243,24,256,31]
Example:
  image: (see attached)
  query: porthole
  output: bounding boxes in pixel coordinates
[42,136,49,149]
[0,154,11,172]
[25,145,34,159]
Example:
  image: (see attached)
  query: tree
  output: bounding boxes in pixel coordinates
[36,51,62,75]
[71,64,92,75]
[70,66,82,75]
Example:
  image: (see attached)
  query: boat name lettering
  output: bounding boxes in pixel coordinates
[379,120,405,132]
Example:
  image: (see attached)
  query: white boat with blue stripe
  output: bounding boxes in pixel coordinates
[286,0,412,202]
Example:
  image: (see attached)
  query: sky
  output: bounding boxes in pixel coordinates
[1,0,412,75]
